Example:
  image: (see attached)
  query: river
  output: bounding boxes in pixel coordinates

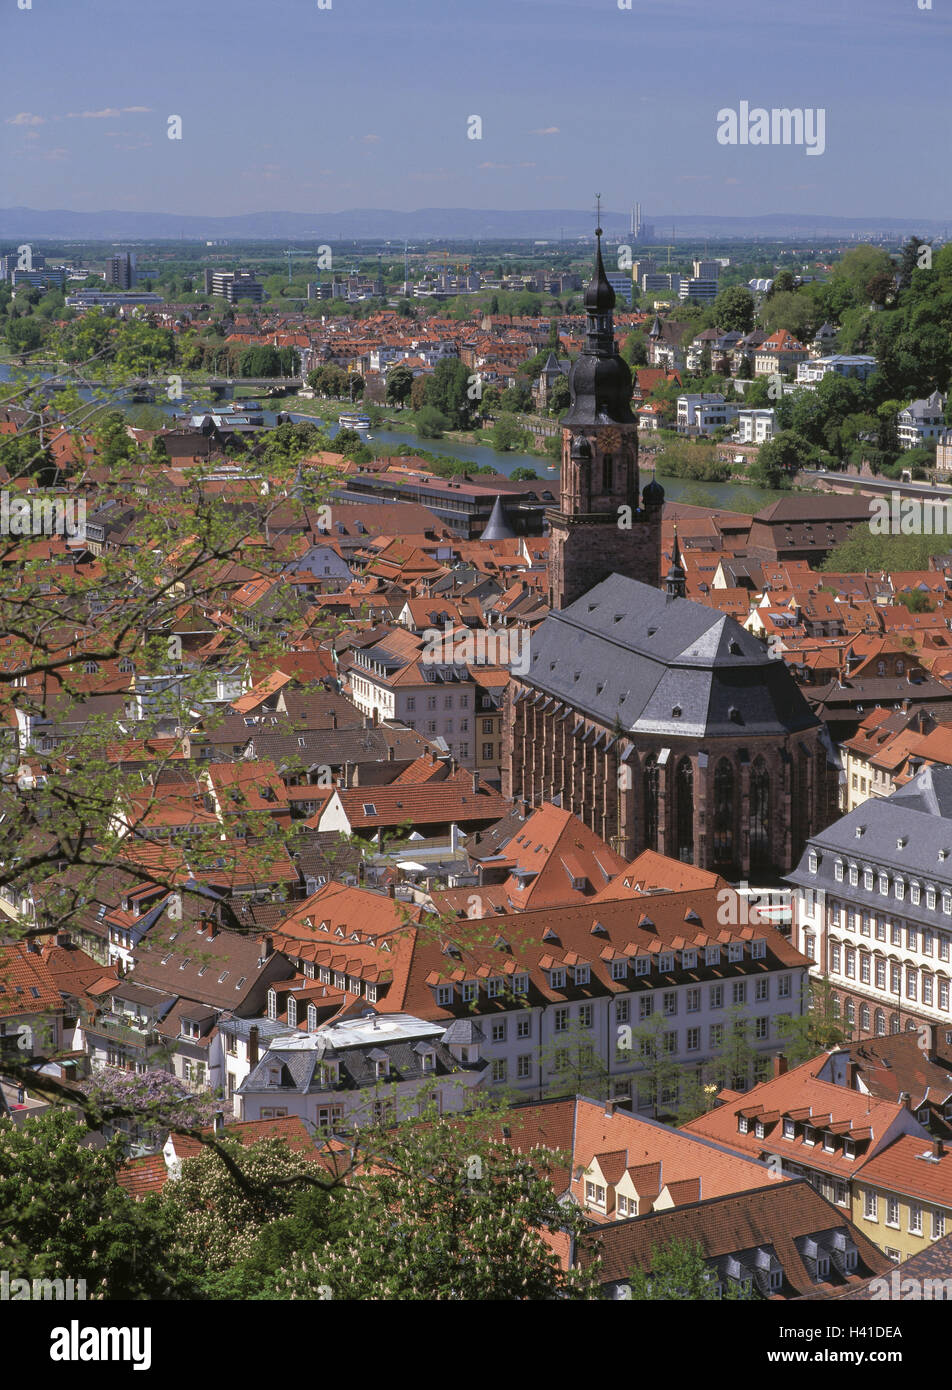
[0,365,786,514]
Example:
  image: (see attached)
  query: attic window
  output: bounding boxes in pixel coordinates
[672,705,682,718]
[363,803,377,815]
[728,706,743,724]
[647,626,658,637]
[728,640,742,655]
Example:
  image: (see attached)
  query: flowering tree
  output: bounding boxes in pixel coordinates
[80,1067,221,1146]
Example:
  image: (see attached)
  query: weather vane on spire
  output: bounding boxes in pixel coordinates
[595,193,602,236]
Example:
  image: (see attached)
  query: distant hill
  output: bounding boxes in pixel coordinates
[0,205,947,242]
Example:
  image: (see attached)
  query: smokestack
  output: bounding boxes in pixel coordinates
[248,1026,259,1066]
[773,1053,788,1078]
[260,934,273,960]
[933,1138,944,1159]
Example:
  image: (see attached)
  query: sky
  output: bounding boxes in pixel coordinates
[1,0,949,221]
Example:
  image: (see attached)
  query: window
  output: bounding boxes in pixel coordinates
[487,977,503,998]
[705,945,721,967]
[860,954,871,984]
[491,1020,506,1043]
[755,1016,768,1040]
[808,850,818,873]
[682,948,698,969]
[710,1024,724,1048]
[886,1197,900,1227]
[777,975,791,998]
[616,998,631,1023]
[713,759,734,864]
[710,984,723,1009]
[932,1210,945,1240]
[733,981,746,1006]
[554,1007,569,1033]
[755,978,768,1001]
[750,757,770,868]
[491,1059,507,1083]
[909,1204,922,1235]
[639,996,653,1020]
[611,960,627,981]
[830,943,841,973]
[573,964,590,986]
[663,991,677,1016]
[517,1055,532,1079]
[783,1117,795,1140]
[676,757,694,864]
[550,967,566,989]
[513,973,529,995]
[751,939,766,960]
[643,755,659,850]
[835,858,844,883]
[803,1126,816,1146]
[686,987,700,1012]
[461,982,477,1003]
[860,1004,870,1031]
[687,1027,700,1051]
[436,985,452,1007]
[517,1015,531,1039]
[267,989,277,1021]
[633,956,650,977]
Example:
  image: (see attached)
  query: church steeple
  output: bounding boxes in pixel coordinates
[562,206,635,427]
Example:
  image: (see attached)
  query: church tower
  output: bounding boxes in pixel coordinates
[548,220,663,610]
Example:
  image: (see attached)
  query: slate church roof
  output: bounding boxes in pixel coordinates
[515,573,820,739]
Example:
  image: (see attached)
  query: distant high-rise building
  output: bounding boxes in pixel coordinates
[106,252,136,289]
[211,270,264,304]
[605,270,633,306]
[693,259,721,280]
[679,277,719,304]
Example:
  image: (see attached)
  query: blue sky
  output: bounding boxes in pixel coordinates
[2,0,949,219]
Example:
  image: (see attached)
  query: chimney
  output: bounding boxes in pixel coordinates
[387,883,396,899]
[248,1025,259,1066]
[388,743,394,761]
[899,1090,911,1111]
[213,1111,225,1135]
[330,711,337,729]
[472,770,480,794]
[207,917,218,941]
[846,1060,859,1090]
[260,934,273,960]
[773,1053,788,1078]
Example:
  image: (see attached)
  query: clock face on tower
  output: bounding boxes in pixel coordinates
[600,427,621,451]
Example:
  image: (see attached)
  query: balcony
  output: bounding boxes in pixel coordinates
[85,1015,158,1048]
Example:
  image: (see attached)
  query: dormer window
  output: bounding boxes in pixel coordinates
[374,1057,389,1080]
[267,988,277,1021]
[487,977,503,998]
[808,851,818,873]
[550,967,566,989]
[658,953,674,973]
[783,1118,795,1140]
[513,972,529,995]
[461,981,477,1002]
[751,939,766,960]
[864,869,874,891]
[895,878,905,902]
[728,943,743,963]
[834,858,844,883]
[823,1131,835,1153]
[682,949,697,969]
[738,1115,750,1134]
[705,946,720,966]
[844,1139,856,1160]
[573,964,590,986]
[755,1120,766,1139]
[287,996,297,1027]
[307,1004,318,1030]
[611,960,627,981]
[634,956,651,977]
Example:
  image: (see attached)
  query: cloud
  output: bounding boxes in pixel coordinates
[122,106,152,113]
[6,112,45,126]
[529,126,559,135]
[478,161,537,170]
[677,173,712,182]
[362,133,381,143]
[40,148,68,161]
[724,177,741,185]
[67,108,121,119]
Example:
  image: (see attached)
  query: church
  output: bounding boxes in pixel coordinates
[503,224,838,878]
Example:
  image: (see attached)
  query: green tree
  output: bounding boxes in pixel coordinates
[510,466,539,481]
[0,1110,192,1299]
[424,357,474,427]
[775,978,847,1063]
[416,405,450,439]
[386,363,414,406]
[491,414,528,452]
[547,374,571,416]
[268,1102,603,1301]
[626,1238,754,1301]
[539,1020,611,1101]
[712,285,755,333]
